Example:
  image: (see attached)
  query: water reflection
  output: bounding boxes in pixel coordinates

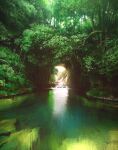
[52,88,68,116]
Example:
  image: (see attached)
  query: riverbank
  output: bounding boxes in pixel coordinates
[78,96,118,110]
[0,93,38,111]
[78,88,118,109]
[0,88,33,99]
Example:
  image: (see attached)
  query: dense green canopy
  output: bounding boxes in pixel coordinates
[0,0,118,95]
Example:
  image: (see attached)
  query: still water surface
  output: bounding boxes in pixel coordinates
[0,88,118,150]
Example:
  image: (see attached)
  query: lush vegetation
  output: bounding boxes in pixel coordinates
[0,0,118,97]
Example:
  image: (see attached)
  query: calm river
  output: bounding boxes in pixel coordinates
[0,88,118,150]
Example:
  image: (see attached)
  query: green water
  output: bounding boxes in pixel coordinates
[0,88,118,150]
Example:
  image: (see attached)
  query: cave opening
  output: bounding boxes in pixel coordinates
[50,64,69,88]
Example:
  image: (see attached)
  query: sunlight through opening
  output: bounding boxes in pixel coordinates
[54,65,68,88]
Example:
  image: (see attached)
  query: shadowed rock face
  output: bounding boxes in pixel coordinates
[25,63,51,90]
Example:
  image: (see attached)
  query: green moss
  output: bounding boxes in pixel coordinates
[0,119,16,134]
[79,96,118,109]
[0,119,16,147]
[1,128,39,150]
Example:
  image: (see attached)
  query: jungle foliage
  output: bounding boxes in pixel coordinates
[0,0,118,95]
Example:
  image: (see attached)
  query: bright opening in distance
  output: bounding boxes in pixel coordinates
[54,65,68,88]
[55,66,66,72]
